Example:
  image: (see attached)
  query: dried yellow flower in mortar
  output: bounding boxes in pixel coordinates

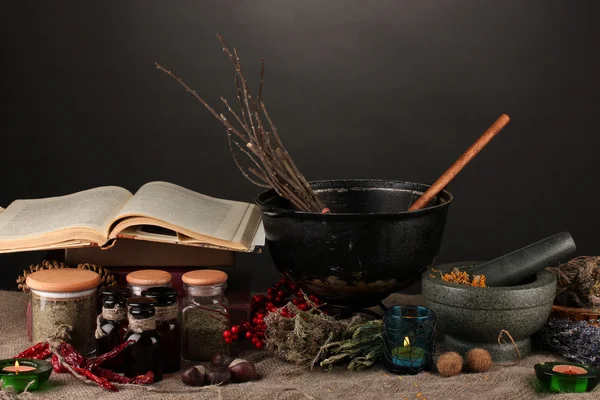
[441,267,487,287]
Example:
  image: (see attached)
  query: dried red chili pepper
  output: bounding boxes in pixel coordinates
[88,340,134,370]
[92,367,132,384]
[33,348,53,360]
[13,342,48,359]
[57,343,87,368]
[13,340,150,391]
[131,370,154,385]
[52,354,67,373]
[71,366,118,392]
[92,367,154,385]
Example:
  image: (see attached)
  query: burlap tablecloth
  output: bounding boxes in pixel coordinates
[0,290,596,400]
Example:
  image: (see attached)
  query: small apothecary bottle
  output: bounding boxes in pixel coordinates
[126,269,172,297]
[123,297,162,381]
[96,286,130,371]
[141,287,181,373]
[26,269,100,356]
[181,270,230,361]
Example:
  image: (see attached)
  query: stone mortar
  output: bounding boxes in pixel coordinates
[422,262,556,362]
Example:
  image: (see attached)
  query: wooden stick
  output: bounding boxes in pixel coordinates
[408,114,510,211]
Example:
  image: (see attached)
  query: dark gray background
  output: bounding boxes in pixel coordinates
[1,1,599,291]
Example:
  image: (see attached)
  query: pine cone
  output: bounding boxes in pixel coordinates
[16,259,68,292]
[77,263,117,287]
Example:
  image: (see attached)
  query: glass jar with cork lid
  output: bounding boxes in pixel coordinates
[126,269,172,297]
[181,270,230,361]
[26,268,100,355]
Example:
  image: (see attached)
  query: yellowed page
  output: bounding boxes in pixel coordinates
[109,181,259,248]
[0,186,133,251]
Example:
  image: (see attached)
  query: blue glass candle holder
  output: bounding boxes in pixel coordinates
[382,306,436,375]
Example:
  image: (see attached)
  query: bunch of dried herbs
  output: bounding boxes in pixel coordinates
[264,302,382,370]
[536,318,600,367]
[316,319,382,370]
[547,256,600,309]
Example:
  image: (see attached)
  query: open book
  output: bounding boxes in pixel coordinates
[0,181,263,254]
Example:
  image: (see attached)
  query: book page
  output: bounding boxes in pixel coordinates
[252,222,265,249]
[0,186,132,241]
[113,181,252,242]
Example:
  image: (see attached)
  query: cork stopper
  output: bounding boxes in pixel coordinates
[26,268,101,293]
[126,269,172,286]
[182,270,228,286]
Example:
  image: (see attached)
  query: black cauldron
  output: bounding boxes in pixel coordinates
[256,180,453,307]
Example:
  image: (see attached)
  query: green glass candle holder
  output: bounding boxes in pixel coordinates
[534,362,600,393]
[0,359,52,392]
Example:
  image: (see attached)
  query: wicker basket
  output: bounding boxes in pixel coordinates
[551,305,600,326]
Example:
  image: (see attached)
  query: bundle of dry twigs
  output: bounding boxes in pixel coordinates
[156,35,326,213]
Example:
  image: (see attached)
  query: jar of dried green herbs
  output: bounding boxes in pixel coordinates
[126,269,172,297]
[26,268,100,356]
[181,270,230,361]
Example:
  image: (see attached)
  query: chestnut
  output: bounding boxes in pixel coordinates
[228,359,257,383]
[181,365,207,386]
[207,367,232,385]
[211,353,234,368]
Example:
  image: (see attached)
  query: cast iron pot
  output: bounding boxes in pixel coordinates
[255,179,453,307]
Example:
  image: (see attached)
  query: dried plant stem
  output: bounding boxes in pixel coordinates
[497,329,521,366]
[190,303,229,321]
[156,34,325,212]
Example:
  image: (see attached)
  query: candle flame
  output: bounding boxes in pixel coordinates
[15,361,19,368]
[403,336,410,347]
[14,360,19,375]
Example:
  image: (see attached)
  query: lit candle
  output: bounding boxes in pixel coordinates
[382,305,436,374]
[534,362,600,393]
[0,358,53,392]
[549,364,590,392]
[391,336,425,368]
[552,365,588,375]
[2,361,36,374]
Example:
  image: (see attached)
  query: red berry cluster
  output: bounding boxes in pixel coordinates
[222,276,322,349]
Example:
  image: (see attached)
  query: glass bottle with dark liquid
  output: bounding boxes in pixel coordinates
[123,297,162,381]
[96,286,130,372]
[141,287,181,373]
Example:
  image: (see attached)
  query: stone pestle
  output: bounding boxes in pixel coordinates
[469,232,576,287]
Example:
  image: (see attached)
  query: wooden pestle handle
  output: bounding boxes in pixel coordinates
[408,114,510,211]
